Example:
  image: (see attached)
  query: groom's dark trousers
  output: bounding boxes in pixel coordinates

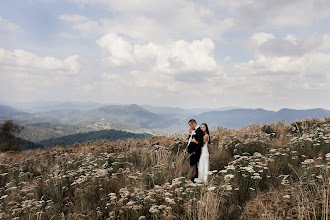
[187,126,204,181]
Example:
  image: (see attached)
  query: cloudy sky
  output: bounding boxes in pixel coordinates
[1,0,330,111]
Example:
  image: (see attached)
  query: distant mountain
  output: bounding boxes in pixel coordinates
[39,129,153,147]
[35,104,165,128]
[273,108,330,122]
[0,105,31,116]
[6,101,108,113]
[140,105,191,116]
[214,106,246,111]
[190,108,330,130]
[141,105,244,116]
[2,103,330,135]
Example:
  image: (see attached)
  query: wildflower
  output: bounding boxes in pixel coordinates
[0,195,8,199]
[224,174,234,181]
[125,201,135,209]
[209,170,218,174]
[251,175,262,180]
[222,184,232,191]
[253,152,262,157]
[165,197,175,204]
[207,186,216,191]
[283,195,290,199]
[226,165,235,170]
[301,159,314,165]
[325,153,330,160]
[316,175,323,179]
[149,205,160,214]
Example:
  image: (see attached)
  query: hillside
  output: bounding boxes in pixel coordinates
[39,129,153,146]
[2,103,330,137]
[0,131,43,150]
[14,121,152,143]
[14,101,107,113]
[0,117,329,219]
[35,104,163,126]
[191,107,330,130]
[0,105,31,116]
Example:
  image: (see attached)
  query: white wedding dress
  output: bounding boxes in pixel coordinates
[198,141,209,183]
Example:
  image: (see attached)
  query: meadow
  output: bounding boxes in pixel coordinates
[0,117,329,219]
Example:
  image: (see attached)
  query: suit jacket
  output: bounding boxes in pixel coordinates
[187,126,204,155]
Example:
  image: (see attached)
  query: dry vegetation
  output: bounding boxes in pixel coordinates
[0,118,329,219]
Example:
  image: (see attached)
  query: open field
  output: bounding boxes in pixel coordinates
[0,118,329,219]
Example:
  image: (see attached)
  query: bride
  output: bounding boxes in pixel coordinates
[198,123,210,183]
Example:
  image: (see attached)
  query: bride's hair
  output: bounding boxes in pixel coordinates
[201,123,211,144]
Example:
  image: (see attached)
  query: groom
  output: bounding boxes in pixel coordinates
[187,119,204,183]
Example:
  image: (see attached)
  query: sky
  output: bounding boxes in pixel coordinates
[1,0,330,111]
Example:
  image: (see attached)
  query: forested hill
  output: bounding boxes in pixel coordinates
[0,131,44,150]
[38,129,153,147]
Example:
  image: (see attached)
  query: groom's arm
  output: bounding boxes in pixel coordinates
[195,131,204,154]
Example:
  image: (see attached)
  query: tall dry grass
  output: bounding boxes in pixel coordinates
[0,118,329,219]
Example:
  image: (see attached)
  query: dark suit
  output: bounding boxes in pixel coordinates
[187,126,204,180]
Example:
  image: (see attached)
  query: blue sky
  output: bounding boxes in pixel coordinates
[1,0,330,111]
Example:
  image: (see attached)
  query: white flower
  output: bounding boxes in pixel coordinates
[208,170,218,175]
[149,205,160,214]
[301,159,314,165]
[222,184,232,191]
[0,195,8,199]
[283,195,290,199]
[208,186,216,191]
[224,174,234,181]
[165,197,175,204]
[225,165,235,170]
[95,169,108,177]
[251,175,262,180]
[325,153,330,160]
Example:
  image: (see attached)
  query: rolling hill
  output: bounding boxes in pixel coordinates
[2,103,330,137]
[35,104,163,127]
[38,129,152,147]
[190,107,330,130]
[14,121,152,143]
[0,131,44,150]
[0,105,31,116]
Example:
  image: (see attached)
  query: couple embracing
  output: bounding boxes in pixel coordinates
[187,119,210,183]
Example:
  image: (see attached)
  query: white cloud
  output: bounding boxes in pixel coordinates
[95,33,227,95]
[96,33,135,66]
[243,32,330,57]
[59,14,89,22]
[97,33,219,74]
[65,0,234,41]
[0,48,80,74]
[59,14,103,37]
[212,0,330,29]
[250,32,275,46]
[0,16,23,32]
[234,32,330,92]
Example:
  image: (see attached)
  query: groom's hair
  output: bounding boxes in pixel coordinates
[188,119,197,124]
